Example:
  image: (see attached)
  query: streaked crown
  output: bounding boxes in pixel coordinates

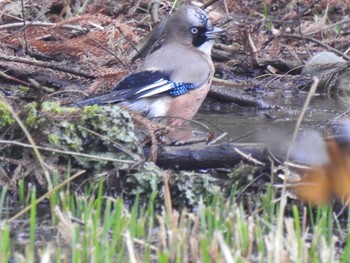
[164,6,215,48]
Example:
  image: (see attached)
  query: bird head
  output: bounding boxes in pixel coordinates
[165,5,223,53]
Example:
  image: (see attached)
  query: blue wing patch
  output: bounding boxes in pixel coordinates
[122,71,200,99]
[76,71,200,106]
[169,82,198,97]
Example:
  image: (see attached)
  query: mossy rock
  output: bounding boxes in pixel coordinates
[39,102,143,170]
[0,102,143,175]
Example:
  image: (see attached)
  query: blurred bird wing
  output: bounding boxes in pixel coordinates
[135,79,173,98]
[116,71,174,99]
[75,90,127,106]
[76,71,174,106]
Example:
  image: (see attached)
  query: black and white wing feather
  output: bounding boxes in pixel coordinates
[76,71,200,107]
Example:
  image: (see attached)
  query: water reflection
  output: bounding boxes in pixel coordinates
[197,93,350,143]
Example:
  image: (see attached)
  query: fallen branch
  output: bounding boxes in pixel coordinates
[0,21,88,31]
[0,54,94,79]
[209,85,272,109]
[279,34,350,61]
[147,142,270,170]
[0,140,136,164]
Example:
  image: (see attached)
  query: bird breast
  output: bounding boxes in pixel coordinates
[141,43,214,84]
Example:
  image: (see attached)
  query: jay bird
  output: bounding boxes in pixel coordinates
[77,5,223,126]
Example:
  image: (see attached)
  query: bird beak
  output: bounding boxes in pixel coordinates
[205,27,224,40]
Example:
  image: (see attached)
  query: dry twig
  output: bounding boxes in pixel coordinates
[0,54,94,78]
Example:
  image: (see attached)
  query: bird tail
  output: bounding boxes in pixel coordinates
[75,92,124,107]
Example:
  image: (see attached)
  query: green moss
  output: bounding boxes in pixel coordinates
[40,103,142,170]
[0,102,15,129]
[19,86,30,92]
[174,171,222,205]
[48,134,61,145]
[127,163,227,206]
[82,105,101,115]
[41,102,78,114]
[24,102,39,127]
[128,163,164,193]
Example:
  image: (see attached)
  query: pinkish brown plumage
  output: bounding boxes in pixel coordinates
[77,5,222,125]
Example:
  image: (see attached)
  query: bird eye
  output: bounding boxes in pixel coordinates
[191,27,198,34]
